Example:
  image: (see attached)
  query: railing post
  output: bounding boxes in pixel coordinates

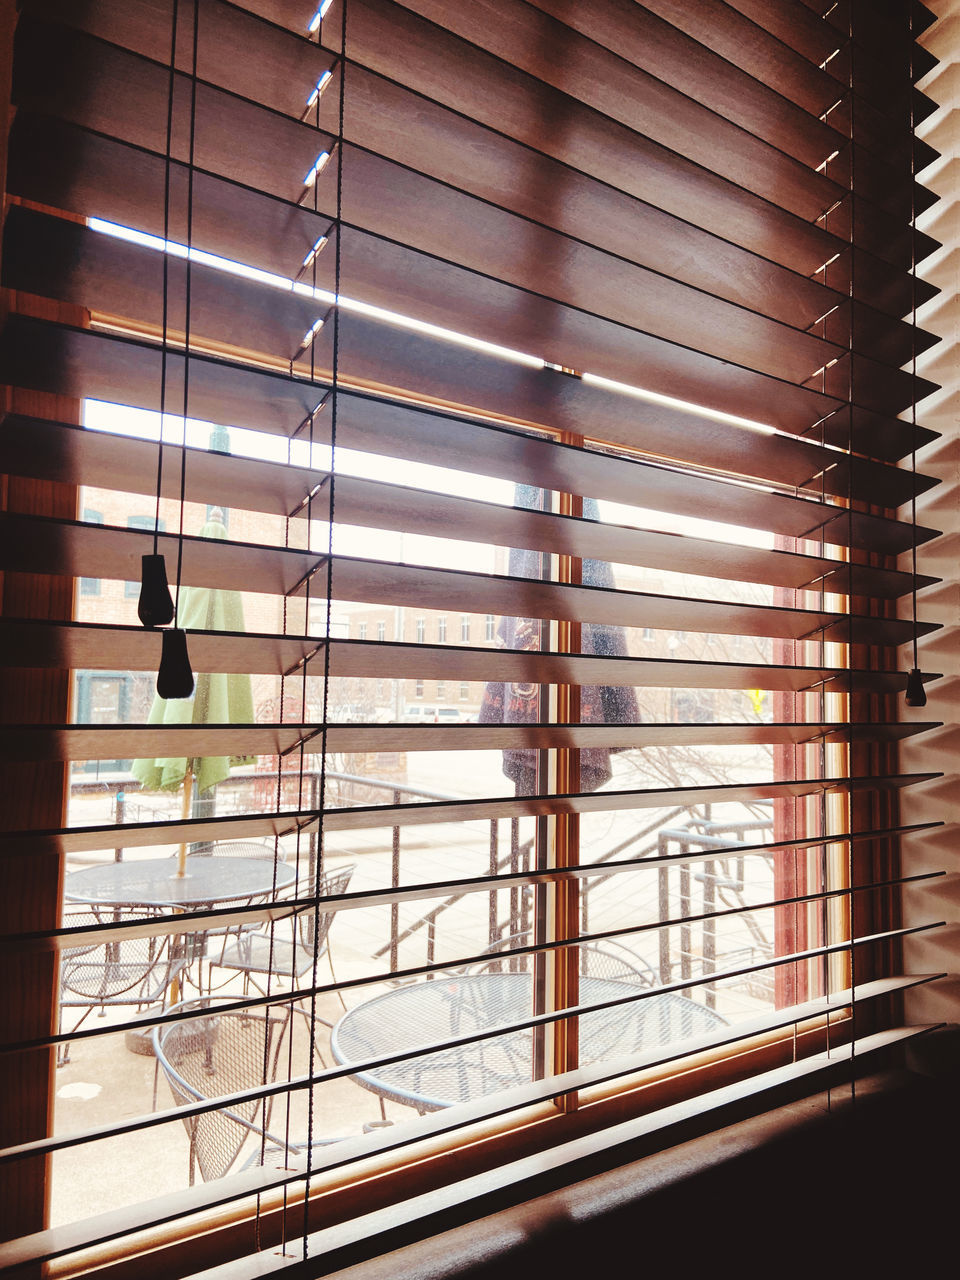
[658,834,671,984]
[703,857,716,1009]
[391,789,400,975]
[510,818,520,938]
[488,820,498,948]
[310,772,320,874]
[520,841,530,940]
[114,788,125,862]
[680,852,691,988]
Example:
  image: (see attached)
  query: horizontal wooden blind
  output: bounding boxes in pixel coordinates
[0,0,947,1273]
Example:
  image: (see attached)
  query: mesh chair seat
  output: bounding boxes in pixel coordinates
[216,931,318,980]
[61,953,173,1003]
[209,864,354,992]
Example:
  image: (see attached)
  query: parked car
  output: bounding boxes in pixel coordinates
[402,706,462,723]
[402,705,438,723]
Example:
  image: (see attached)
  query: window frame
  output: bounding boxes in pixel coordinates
[0,0,942,1270]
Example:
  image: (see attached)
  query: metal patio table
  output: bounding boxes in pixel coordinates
[64,856,299,994]
[64,856,296,910]
[330,972,728,1113]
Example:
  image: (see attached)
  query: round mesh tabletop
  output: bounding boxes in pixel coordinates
[64,856,296,908]
[330,973,728,1111]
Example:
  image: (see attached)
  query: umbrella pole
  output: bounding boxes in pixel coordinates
[176,767,194,877]
[169,767,196,1004]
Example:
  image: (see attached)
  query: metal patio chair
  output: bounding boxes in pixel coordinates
[207,864,355,1019]
[469,931,660,986]
[58,906,187,1066]
[153,998,337,1184]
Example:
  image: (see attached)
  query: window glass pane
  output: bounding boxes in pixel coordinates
[54,329,847,1233]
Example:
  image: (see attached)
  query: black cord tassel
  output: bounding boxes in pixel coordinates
[138,554,175,628]
[157,628,194,699]
[905,667,927,708]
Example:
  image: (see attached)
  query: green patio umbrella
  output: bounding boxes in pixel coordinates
[132,512,255,876]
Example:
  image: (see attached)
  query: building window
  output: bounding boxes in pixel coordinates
[438,615,447,642]
[377,620,386,642]
[436,680,445,699]
[460,615,470,642]
[460,682,470,700]
[358,621,367,640]
[124,515,164,597]
[79,509,103,596]
[415,679,424,698]
[416,617,425,643]
[485,613,495,641]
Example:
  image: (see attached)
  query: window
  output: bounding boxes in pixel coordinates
[358,621,367,640]
[0,2,946,1275]
[123,515,164,597]
[436,680,445,699]
[73,672,132,772]
[438,615,447,642]
[78,508,103,595]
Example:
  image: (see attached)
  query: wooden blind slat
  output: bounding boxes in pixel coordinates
[0,418,938,602]
[1,620,938,699]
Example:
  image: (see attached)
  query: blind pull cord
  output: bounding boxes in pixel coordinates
[157,0,202,700]
[905,35,927,709]
[136,0,181,631]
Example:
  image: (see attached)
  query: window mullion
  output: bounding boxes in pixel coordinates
[548,460,584,1109]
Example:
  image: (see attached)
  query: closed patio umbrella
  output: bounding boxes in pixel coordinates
[132,511,255,876]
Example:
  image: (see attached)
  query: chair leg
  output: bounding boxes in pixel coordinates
[289,1001,329,1068]
[57,1001,67,1068]
[328,947,347,1011]
[58,1005,94,1067]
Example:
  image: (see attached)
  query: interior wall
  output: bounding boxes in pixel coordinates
[902,0,960,1030]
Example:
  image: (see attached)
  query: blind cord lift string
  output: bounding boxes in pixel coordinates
[844,12,856,1105]
[137,0,197,700]
[136,0,181,635]
[161,0,202,700]
[302,0,344,1255]
[905,19,927,710]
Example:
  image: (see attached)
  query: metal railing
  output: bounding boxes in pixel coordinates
[68,774,776,1001]
[657,809,775,1007]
